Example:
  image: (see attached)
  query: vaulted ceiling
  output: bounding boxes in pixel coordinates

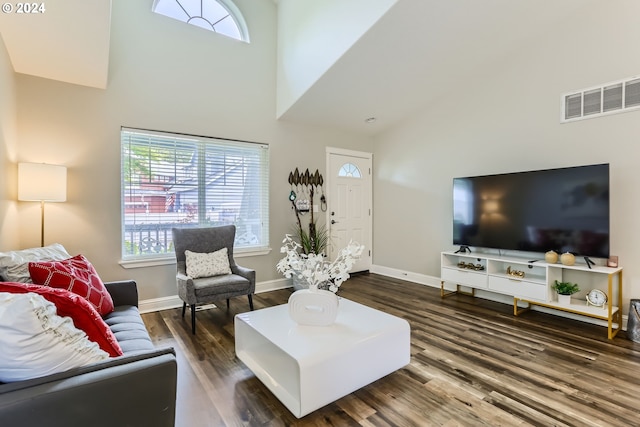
[0,0,593,134]
[277,0,594,135]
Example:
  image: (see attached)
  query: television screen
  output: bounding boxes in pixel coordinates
[453,164,610,258]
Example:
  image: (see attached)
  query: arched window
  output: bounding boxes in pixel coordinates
[338,163,362,178]
[152,0,250,42]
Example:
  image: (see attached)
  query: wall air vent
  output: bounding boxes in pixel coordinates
[561,75,640,122]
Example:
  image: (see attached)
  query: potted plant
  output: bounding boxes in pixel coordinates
[552,280,580,305]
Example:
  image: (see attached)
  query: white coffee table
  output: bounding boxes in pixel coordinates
[234,298,410,418]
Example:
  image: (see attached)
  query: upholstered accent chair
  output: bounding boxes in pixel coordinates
[172,225,255,334]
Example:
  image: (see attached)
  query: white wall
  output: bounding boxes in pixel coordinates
[276,0,396,118]
[14,0,372,300]
[0,34,18,251]
[372,0,640,312]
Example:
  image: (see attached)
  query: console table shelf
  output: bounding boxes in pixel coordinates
[441,251,623,339]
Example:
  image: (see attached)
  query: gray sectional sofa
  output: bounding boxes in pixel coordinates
[0,280,178,427]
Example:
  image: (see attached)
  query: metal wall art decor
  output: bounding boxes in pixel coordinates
[288,168,327,255]
[288,168,324,212]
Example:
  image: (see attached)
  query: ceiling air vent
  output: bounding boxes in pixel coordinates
[561,75,640,122]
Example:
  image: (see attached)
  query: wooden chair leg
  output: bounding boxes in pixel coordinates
[182,302,186,318]
[248,294,254,310]
[190,304,196,334]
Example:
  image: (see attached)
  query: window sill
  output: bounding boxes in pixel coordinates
[119,247,271,269]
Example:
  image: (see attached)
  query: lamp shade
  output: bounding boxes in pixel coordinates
[18,163,67,202]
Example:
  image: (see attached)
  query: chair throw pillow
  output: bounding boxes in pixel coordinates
[0,292,109,382]
[0,243,71,282]
[185,248,231,279]
[28,254,115,316]
[0,282,123,357]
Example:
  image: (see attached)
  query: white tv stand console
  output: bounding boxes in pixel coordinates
[440,251,623,339]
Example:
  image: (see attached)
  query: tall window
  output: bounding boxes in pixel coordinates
[121,128,269,259]
[152,0,250,42]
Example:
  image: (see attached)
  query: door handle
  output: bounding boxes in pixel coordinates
[331,220,338,224]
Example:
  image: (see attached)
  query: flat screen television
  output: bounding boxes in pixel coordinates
[452,164,610,259]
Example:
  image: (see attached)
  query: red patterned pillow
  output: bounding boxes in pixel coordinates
[28,254,115,316]
[0,282,123,357]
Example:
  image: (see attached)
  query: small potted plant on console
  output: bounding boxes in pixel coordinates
[552,280,580,305]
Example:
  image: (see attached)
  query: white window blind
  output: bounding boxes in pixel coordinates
[121,127,269,259]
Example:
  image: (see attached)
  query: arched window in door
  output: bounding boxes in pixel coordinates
[152,0,250,42]
[338,163,361,178]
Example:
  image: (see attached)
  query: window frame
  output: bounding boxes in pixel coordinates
[120,127,269,266]
[338,162,362,178]
[151,0,250,43]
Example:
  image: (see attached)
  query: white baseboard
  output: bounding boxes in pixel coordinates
[139,295,184,314]
[370,263,629,332]
[257,278,292,293]
[369,264,441,287]
[138,278,293,314]
[140,268,629,334]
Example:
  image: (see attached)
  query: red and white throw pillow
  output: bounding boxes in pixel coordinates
[28,254,115,316]
[0,282,122,357]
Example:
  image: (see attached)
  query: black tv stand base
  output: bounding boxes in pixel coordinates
[584,256,595,269]
[454,245,471,254]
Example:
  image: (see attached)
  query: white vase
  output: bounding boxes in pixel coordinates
[288,288,339,326]
[557,294,572,305]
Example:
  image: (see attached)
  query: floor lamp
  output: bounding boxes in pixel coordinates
[18,163,67,247]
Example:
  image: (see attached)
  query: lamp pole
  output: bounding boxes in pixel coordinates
[40,200,45,247]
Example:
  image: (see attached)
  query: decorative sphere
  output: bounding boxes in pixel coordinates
[545,251,558,264]
[560,252,576,266]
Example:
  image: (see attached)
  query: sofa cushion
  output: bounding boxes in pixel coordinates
[103,306,155,354]
[0,243,71,283]
[29,254,115,316]
[185,248,231,278]
[0,292,109,382]
[0,282,123,357]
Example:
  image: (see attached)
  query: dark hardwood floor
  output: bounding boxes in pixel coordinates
[142,273,640,426]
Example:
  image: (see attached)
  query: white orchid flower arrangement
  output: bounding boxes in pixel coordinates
[276,234,364,293]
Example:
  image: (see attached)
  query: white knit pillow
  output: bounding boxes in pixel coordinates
[0,292,109,382]
[185,248,231,279]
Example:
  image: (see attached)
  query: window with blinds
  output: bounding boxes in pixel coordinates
[121,127,269,259]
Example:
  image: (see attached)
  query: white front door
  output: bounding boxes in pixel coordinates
[326,148,372,273]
